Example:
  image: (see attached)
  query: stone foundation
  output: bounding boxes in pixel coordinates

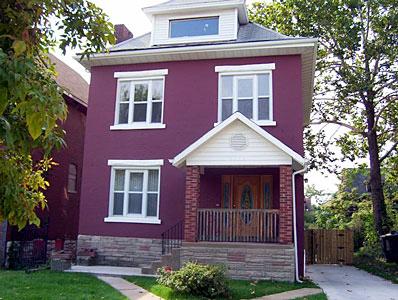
[47,239,77,260]
[77,235,162,267]
[180,242,295,281]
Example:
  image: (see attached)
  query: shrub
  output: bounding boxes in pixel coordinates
[157,262,229,298]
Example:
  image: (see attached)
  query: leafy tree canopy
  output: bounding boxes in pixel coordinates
[249,0,398,236]
[0,0,115,229]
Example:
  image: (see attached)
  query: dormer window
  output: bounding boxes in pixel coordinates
[170,17,219,38]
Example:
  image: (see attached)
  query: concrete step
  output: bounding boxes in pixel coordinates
[66,265,156,277]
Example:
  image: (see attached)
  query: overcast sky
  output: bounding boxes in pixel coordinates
[54,0,344,196]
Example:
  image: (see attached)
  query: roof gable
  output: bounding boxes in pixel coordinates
[172,113,306,168]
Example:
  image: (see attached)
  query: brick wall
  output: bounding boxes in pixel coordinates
[180,242,295,281]
[184,166,201,242]
[279,166,293,244]
[77,235,161,267]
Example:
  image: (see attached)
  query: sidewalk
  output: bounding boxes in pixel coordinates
[98,276,161,300]
[252,288,323,300]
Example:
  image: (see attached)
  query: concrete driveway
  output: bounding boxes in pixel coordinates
[307,265,398,300]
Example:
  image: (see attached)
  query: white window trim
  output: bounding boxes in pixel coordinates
[108,160,164,167]
[215,63,275,73]
[106,160,163,224]
[216,63,275,126]
[110,124,166,130]
[114,69,168,79]
[113,70,167,130]
[104,217,161,224]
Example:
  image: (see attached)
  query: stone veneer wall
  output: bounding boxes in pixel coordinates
[77,235,162,267]
[180,242,295,282]
[47,240,77,260]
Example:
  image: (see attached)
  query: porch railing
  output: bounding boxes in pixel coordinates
[197,209,279,243]
[161,220,184,255]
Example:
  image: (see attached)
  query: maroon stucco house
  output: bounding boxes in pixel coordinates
[0,54,88,267]
[77,0,317,282]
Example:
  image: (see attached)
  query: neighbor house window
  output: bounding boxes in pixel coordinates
[112,69,168,130]
[67,164,77,193]
[216,63,275,126]
[170,17,219,38]
[105,160,163,224]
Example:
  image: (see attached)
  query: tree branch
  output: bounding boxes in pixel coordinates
[379,141,398,163]
[311,120,366,136]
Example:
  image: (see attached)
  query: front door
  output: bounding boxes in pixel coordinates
[221,175,273,209]
[233,176,261,209]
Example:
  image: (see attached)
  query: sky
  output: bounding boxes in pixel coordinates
[55,0,347,196]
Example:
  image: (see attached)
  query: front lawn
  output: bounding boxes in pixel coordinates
[0,269,127,300]
[353,254,398,283]
[126,275,318,300]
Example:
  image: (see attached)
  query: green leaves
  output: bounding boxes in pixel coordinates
[0,87,8,116]
[0,0,114,229]
[26,112,43,140]
[11,40,26,57]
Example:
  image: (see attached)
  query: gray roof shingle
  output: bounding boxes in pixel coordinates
[110,22,296,52]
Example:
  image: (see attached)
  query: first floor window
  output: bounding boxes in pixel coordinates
[219,71,273,123]
[110,167,160,219]
[67,164,77,193]
[116,78,164,125]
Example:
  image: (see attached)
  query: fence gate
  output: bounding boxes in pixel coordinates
[305,229,354,265]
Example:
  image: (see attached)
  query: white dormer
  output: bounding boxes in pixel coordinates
[143,0,249,46]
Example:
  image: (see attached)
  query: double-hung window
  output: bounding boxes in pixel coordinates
[106,160,163,224]
[216,63,275,126]
[112,69,168,130]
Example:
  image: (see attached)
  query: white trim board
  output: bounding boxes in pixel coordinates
[172,112,306,168]
[114,69,168,79]
[215,63,275,73]
[108,159,164,167]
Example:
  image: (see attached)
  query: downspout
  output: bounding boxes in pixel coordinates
[292,163,308,283]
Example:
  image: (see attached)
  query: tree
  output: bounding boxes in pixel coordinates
[305,184,325,205]
[0,0,115,229]
[249,0,398,236]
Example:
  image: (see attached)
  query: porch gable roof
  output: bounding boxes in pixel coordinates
[172,112,306,168]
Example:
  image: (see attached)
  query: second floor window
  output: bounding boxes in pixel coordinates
[216,63,275,126]
[220,74,272,122]
[116,79,164,125]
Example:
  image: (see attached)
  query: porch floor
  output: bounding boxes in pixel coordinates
[66,265,156,277]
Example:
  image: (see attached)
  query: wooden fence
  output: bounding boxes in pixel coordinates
[305,229,354,265]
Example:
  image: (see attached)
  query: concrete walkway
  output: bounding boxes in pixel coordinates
[308,264,398,300]
[98,276,161,300]
[254,288,323,300]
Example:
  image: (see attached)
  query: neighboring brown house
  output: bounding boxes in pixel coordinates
[0,54,88,267]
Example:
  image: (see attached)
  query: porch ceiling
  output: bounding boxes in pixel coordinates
[172,113,306,169]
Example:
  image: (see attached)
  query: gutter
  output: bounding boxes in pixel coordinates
[76,38,318,66]
[292,163,308,283]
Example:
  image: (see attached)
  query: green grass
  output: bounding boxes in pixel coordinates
[126,275,318,300]
[354,254,398,284]
[0,269,127,300]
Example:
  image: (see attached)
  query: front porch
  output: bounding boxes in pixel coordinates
[168,113,305,281]
[183,166,293,245]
